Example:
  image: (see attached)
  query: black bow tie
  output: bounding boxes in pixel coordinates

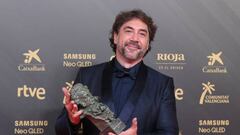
[114,69,136,80]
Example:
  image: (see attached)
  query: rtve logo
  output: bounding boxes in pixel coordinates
[175,88,184,101]
[17,85,46,100]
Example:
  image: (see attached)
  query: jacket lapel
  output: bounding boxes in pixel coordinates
[101,60,148,125]
[118,63,148,125]
[101,59,115,113]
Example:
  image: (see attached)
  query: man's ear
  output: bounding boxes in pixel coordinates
[114,32,118,45]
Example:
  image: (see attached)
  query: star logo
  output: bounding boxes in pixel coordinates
[207,51,224,66]
[23,49,42,64]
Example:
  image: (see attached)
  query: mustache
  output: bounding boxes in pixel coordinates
[124,41,141,49]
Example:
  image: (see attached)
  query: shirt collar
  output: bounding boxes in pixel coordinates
[113,59,142,80]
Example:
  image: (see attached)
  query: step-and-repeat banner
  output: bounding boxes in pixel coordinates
[1,0,239,134]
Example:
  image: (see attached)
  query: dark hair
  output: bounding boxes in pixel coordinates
[109,9,157,55]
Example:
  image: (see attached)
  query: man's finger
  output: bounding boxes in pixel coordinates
[73,110,83,118]
[131,117,138,130]
[72,104,78,113]
[108,132,115,135]
[62,87,70,104]
[65,101,74,113]
[65,104,72,113]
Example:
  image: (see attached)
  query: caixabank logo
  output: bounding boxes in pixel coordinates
[63,53,96,68]
[202,51,227,73]
[156,53,186,70]
[18,49,45,71]
[199,82,229,104]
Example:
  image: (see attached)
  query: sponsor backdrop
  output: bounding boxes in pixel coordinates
[0,0,239,134]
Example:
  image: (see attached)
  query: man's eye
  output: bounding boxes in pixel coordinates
[139,33,146,37]
[125,30,132,33]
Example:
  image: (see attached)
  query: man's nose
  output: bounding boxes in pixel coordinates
[131,33,139,42]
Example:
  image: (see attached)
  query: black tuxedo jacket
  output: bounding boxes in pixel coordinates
[55,60,179,135]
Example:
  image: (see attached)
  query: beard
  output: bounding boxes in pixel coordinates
[118,40,147,60]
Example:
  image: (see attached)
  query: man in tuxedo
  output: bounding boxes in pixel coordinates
[55,9,179,135]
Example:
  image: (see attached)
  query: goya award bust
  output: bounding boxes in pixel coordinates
[70,83,126,135]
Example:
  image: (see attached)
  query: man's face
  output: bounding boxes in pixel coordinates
[114,18,150,62]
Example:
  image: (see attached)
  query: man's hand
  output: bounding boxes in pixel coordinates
[63,87,83,125]
[108,118,138,135]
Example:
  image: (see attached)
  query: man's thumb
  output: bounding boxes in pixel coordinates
[131,117,138,129]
